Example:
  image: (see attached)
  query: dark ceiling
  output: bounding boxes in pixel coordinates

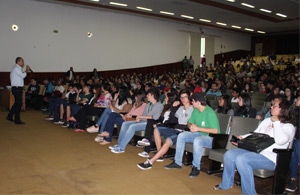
[36,0,300,35]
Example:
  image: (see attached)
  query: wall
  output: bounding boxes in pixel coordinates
[0,0,251,73]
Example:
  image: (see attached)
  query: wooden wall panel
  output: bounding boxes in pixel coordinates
[0,62,183,86]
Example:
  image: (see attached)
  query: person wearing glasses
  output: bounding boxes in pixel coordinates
[137,89,193,170]
[164,92,220,178]
[214,98,295,194]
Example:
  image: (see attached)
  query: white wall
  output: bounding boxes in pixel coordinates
[0,0,251,72]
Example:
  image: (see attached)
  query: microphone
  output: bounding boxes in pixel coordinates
[29,68,33,73]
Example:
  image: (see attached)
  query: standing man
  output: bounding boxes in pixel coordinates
[6,57,31,125]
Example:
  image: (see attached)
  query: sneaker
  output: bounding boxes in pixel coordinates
[164,161,181,169]
[156,156,164,162]
[87,125,99,133]
[111,147,125,154]
[137,159,152,170]
[94,135,104,142]
[286,180,298,192]
[189,166,200,178]
[54,120,64,125]
[61,122,69,128]
[136,144,144,148]
[109,145,119,150]
[41,107,48,112]
[138,151,150,158]
[137,138,151,146]
[213,185,222,190]
[45,116,54,120]
[74,129,85,132]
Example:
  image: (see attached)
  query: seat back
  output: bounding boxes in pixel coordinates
[226,116,260,150]
[215,113,232,134]
[185,113,232,156]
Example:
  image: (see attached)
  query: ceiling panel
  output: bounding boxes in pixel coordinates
[35,0,300,35]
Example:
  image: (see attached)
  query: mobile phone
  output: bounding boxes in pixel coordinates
[230,135,240,143]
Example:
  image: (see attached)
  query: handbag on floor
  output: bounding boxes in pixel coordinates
[237,132,275,153]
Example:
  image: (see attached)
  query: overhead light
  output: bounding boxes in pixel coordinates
[160,11,174,16]
[109,2,127,7]
[90,0,99,2]
[231,25,241,29]
[259,8,272,13]
[216,22,227,26]
[180,15,194,19]
[245,28,254,32]
[257,31,266,34]
[226,0,235,2]
[241,3,255,8]
[136,6,152,12]
[276,13,287,18]
[87,32,93,38]
[12,24,19,31]
[199,18,211,23]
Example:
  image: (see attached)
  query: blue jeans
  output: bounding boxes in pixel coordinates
[174,131,212,170]
[103,112,124,142]
[219,148,275,195]
[96,108,112,133]
[290,139,300,179]
[117,121,146,150]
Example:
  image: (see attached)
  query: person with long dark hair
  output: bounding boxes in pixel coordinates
[68,82,112,132]
[214,98,295,194]
[95,90,147,145]
[215,95,234,116]
[234,93,256,118]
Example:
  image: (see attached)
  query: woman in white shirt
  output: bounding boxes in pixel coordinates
[214,98,295,194]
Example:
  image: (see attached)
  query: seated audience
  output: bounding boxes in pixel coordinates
[25,78,40,109]
[86,86,132,134]
[137,89,193,169]
[95,90,147,144]
[215,95,234,116]
[68,83,112,132]
[136,91,180,157]
[206,82,222,97]
[234,93,256,118]
[164,92,220,178]
[110,88,164,153]
[285,96,300,192]
[214,98,295,194]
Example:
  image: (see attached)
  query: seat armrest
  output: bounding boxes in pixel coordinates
[272,148,293,153]
[209,133,229,149]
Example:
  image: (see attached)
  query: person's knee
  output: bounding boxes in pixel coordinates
[235,155,245,170]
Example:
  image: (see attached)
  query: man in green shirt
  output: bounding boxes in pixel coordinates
[165,92,220,178]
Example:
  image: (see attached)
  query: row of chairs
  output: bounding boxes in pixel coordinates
[133,114,293,194]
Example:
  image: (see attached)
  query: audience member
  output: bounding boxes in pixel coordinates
[215,95,234,116]
[164,92,220,178]
[234,93,256,118]
[214,98,295,194]
[95,90,147,144]
[110,88,164,153]
[137,89,193,169]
